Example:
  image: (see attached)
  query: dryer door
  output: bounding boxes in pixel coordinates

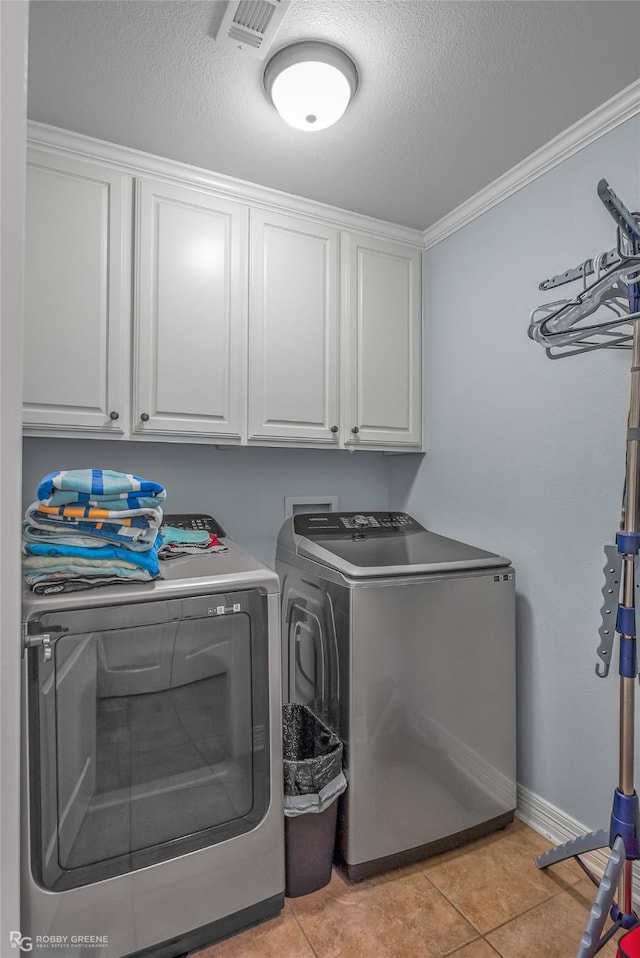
[26,589,270,891]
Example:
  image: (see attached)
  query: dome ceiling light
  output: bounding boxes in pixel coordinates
[263,40,359,132]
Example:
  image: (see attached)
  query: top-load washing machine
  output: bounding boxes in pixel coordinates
[276,511,517,881]
[21,530,284,958]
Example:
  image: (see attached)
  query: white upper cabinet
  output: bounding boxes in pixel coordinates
[23,150,130,434]
[23,129,424,452]
[249,209,340,443]
[343,234,422,448]
[134,179,248,440]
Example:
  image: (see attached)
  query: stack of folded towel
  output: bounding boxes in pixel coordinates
[22,469,166,595]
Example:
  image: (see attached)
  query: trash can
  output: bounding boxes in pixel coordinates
[282,703,347,897]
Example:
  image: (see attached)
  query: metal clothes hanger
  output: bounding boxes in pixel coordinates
[529,180,640,358]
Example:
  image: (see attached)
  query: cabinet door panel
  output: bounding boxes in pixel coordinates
[249,210,339,442]
[135,180,247,439]
[23,152,129,433]
[345,236,422,448]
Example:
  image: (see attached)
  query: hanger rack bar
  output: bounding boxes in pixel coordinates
[539,249,620,291]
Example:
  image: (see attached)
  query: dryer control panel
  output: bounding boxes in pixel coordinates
[293,512,425,538]
[163,513,226,537]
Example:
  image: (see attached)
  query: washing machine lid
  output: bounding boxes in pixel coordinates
[289,512,511,578]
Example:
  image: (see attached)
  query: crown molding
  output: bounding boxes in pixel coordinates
[26,120,423,247]
[423,79,640,250]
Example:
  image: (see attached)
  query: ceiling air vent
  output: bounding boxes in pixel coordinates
[215,0,290,59]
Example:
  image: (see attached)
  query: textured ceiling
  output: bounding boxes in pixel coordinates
[27,0,640,231]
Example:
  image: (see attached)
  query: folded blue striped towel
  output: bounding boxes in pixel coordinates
[24,505,160,551]
[37,469,167,507]
[36,502,163,526]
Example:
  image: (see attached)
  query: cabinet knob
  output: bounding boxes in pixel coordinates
[351,426,359,434]
[330,425,339,434]
[109,411,119,421]
[140,412,150,422]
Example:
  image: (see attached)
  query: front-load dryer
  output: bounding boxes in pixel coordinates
[276,511,516,881]
[21,540,284,958]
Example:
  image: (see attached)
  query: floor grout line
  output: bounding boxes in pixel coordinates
[412,870,490,944]
[418,878,542,939]
[478,937,506,957]
[441,932,484,957]
[287,898,322,958]
[480,882,583,938]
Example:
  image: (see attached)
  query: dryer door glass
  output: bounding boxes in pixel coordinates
[27,590,270,891]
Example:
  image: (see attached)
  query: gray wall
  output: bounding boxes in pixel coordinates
[22,438,398,568]
[390,115,640,830]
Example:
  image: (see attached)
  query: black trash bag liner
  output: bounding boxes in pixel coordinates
[282,703,343,796]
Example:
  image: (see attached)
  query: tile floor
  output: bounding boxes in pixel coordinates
[193,820,624,958]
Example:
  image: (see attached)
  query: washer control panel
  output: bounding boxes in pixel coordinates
[293,512,424,538]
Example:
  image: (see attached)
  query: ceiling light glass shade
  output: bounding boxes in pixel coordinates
[264,41,358,132]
